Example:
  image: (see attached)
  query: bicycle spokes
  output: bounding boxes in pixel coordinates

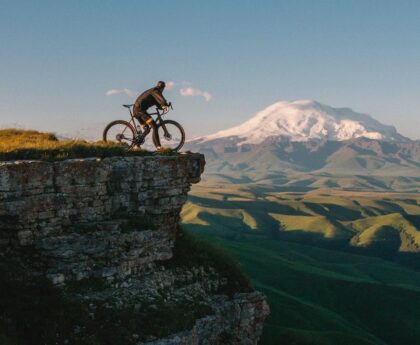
[104,122,135,146]
[156,121,185,151]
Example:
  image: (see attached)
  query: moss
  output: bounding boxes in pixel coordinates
[166,227,253,295]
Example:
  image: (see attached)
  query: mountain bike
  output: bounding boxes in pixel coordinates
[103,103,185,151]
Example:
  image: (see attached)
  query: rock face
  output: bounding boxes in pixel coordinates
[0,155,204,283]
[140,292,269,345]
[0,154,269,344]
[0,155,204,246]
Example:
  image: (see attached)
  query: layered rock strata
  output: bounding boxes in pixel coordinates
[0,154,269,344]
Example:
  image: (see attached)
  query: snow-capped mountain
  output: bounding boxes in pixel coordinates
[193,100,408,144]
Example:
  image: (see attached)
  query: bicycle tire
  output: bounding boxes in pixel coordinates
[154,120,185,151]
[103,120,136,148]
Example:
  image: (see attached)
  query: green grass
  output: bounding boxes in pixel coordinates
[188,232,420,345]
[269,214,352,240]
[183,185,420,255]
[182,184,420,345]
[348,213,420,249]
[0,129,178,161]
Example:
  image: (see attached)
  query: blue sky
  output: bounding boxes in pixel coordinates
[0,0,419,139]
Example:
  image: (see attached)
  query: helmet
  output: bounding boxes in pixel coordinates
[156,81,166,89]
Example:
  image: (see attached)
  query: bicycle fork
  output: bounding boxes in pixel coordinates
[156,114,171,140]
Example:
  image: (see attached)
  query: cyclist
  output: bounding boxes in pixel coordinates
[133,81,170,150]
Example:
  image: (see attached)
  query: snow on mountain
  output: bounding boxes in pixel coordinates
[194,100,408,144]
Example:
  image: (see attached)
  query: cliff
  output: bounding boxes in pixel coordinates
[0,154,269,344]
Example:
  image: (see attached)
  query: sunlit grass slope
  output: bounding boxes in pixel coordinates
[348,213,420,252]
[182,183,420,344]
[202,171,420,193]
[182,202,258,230]
[182,179,420,345]
[0,129,158,161]
[269,214,353,240]
[182,184,420,255]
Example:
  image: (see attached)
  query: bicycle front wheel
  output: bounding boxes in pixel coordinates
[154,120,185,151]
[103,120,136,147]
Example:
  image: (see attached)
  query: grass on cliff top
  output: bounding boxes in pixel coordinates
[0,129,176,161]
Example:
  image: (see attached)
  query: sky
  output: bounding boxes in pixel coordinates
[0,0,419,139]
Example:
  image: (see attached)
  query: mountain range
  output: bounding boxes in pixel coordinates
[194,100,410,144]
[183,100,420,345]
[186,100,420,190]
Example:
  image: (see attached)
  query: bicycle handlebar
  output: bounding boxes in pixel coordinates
[155,102,173,115]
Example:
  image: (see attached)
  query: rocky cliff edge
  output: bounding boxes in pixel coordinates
[0,153,269,344]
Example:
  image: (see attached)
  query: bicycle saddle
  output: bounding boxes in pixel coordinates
[122,104,134,108]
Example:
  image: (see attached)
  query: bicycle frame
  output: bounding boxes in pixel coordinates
[126,106,171,137]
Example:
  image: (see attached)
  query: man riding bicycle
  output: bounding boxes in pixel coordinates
[133,81,170,150]
[103,80,185,151]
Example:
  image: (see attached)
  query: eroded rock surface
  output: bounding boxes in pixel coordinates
[0,154,269,344]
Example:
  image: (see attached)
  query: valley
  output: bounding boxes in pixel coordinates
[182,99,420,344]
[181,183,420,345]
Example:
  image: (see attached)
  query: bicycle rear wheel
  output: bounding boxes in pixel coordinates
[103,120,136,148]
[154,120,185,151]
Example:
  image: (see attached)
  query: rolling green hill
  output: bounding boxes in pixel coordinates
[195,235,420,345]
[181,184,420,345]
[182,184,420,256]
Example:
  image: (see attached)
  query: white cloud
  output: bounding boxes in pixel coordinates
[105,88,137,97]
[179,87,212,102]
[165,81,175,90]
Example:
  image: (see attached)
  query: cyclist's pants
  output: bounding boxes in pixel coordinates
[134,109,161,148]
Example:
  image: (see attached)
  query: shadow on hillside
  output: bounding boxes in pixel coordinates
[273,231,420,270]
[205,174,254,184]
[188,195,308,215]
[184,221,420,272]
[356,175,390,190]
[376,200,407,214]
[302,202,362,221]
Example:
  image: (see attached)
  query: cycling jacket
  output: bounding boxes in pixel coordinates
[134,87,168,114]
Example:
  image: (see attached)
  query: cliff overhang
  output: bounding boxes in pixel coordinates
[0,153,269,344]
